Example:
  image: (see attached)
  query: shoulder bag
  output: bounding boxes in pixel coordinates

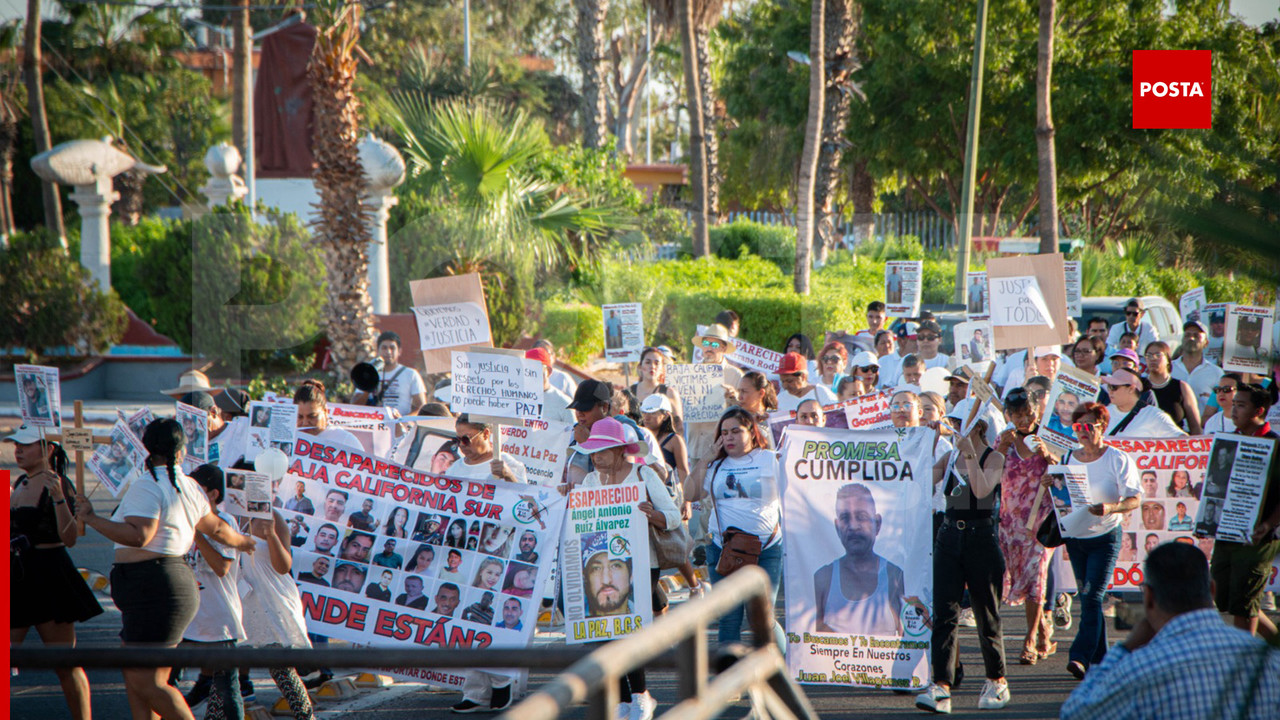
[708,459,779,576]
[641,465,692,569]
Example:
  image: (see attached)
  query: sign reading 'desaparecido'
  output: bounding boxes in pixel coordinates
[450,349,544,422]
[561,484,653,644]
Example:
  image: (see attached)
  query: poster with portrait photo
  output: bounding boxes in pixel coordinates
[1204,303,1231,364]
[1221,305,1274,374]
[1037,366,1102,452]
[1194,434,1277,543]
[952,321,994,367]
[245,400,297,464]
[780,425,934,690]
[224,470,273,519]
[1180,287,1207,326]
[175,401,209,472]
[965,271,989,321]
[118,407,154,445]
[602,302,645,362]
[14,364,61,429]
[391,417,456,473]
[884,261,923,317]
[87,419,148,496]
[1047,465,1095,537]
[561,484,653,645]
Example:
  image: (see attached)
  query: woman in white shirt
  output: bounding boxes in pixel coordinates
[577,417,682,720]
[1101,370,1186,438]
[686,407,786,647]
[1040,402,1141,681]
[76,419,255,720]
[293,379,362,449]
[1203,373,1241,434]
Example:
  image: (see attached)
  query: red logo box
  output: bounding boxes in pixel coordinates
[1132,50,1212,129]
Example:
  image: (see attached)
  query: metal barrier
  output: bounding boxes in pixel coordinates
[12,566,815,720]
[501,566,817,720]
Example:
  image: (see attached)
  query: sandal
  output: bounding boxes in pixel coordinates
[1019,644,1038,665]
[1038,641,1058,660]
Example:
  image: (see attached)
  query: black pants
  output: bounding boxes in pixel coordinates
[932,518,1006,686]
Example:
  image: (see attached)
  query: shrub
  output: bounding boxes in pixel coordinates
[0,230,129,360]
[538,302,605,367]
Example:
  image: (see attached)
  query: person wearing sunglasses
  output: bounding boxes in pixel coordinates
[1202,373,1241,434]
[817,341,850,393]
[775,352,838,415]
[1106,298,1161,352]
[1043,401,1142,680]
[915,320,951,371]
[1101,370,1185,438]
[1143,341,1203,435]
[1171,319,1224,415]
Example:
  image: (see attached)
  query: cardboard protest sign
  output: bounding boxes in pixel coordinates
[285,435,566,689]
[246,401,298,463]
[602,303,645,362]
[1037,366,1102,452]
[87,420,147,496]
[1046,465,1094,537]
[409,273,493,374]
[561,484,653,644]
[1196,434,1277,543]
[450,348,544,424]
[1204,303,1231,364]
[965,271,989,321]
[225,469,273,519]
[1064,261,1082,317]
[499,419,573,487]
[666,364,726,423]
[985,254,1069,351]
[14,364,60,429]
[1221,305,1274,374]
[952,321,994,366]
[1180,287,1207,325]
[328,402,395,457]
[781,426,935,690]
[728,337,785,375]
[841,391,893,431]
[176,401,209,472]
[884,261,923,317]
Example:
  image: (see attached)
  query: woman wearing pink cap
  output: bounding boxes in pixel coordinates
[1101,369,1186,438]
[578,417,682,720]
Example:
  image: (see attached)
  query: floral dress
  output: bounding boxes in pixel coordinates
[999,441,1053,606]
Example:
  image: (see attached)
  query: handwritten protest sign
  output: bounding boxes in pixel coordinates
[781,426,934,690]
[1221,304,1274,374]
[500,419,573,487]
[176,401,209,472]
[285,435,566,689]
[841,391,893,431]
[1196,434,1277,543]
[561,484,653,644]
[986,254,1069,350]
[1180,287,1207,325]
[225,470,273,519]
[885,261,923,317]
[666,363,726,423]
[1038,366,1102,452]
[14,364,61,429]
[1064,261,1082,316]
[409,274,493,374]
[450,349,544,423]
[602,303,645,362]
[966,271,989,321]
[87,420,147,496]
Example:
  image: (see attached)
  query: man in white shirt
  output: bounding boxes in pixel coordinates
[873,331,900,389]
[776,352,838,414]
[879,323,918,387]
[352,331,427,418]
[1107,298,1160,351]
[525,347,573,425]
[533,339,578,398]
[915,320,951,371]
[1170,320,1223,414]
[1102,370,1186,438]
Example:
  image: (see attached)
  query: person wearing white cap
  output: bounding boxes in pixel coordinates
[850,350,881,391]
[1101,369,1185,438]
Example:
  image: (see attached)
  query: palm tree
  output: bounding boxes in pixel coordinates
[24,0,65,240]
[1035,0,1059,254]
[675,0,710,257]
[794,0,825,294]
[813,0,859,266]
[309,0,374,377]
[0,49,24,237]
[577,0,610,149]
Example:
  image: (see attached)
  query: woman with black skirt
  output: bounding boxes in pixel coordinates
[75,418,256,720]
[8,426,103,720]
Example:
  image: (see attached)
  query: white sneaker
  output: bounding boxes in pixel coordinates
[1262,591,1276,612]
[915,684,952,714]
[1102,596,1118,618]
[956,608,977,628]
[977,680,1010,710]
[629,691,657,720]
[1054,593,1073,630]
[614,702,631,720]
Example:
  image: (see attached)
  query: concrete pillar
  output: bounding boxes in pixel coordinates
[202,142,247,208]
[357,133,406,315]
[68,176,118,291]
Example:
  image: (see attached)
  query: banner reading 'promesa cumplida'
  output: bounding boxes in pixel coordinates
[780,426,935,691]
[285,435,567,689]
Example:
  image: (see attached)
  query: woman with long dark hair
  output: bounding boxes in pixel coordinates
[8,428,101,720]
[445,519,468,548]
[384,506,410,538]
[76,418,255,720]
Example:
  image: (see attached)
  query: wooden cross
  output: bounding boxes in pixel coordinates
[45,400,112,535]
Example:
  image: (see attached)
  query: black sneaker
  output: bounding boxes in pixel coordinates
[239,674,256,703]
[183,675,212,708]
[451,700,486,713]
[303,671,334,690]
[490,684,513,711]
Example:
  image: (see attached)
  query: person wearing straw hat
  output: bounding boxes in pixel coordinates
[161,370,223,399]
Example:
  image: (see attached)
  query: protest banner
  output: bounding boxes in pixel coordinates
[176,401,209,472]
[14,364,61,429]
[246,400,298,463]
[780,426,934,690]
[728,337,786,375]
[602,303,645,362]
[499,419,573,487]
[225,469,273,519]
[666,363,726,423]
[409,273,493,374]
[1196,434,1277,543]
[1221,304,1274,374]
[87,419,147,496]
[1046,465,1095,537]
[1038,366,1102,452]
[965,271,989,321]
[985,254,1070,350]
[884,261,923,317]
[392,417,457,472]
[450,348,544,424]
[329,402,395,457]
[1205,302,1232,363]
[1180,287,1208,325]
[285,434,566,689]
[952,321,994,366]
[841,391,893,431]
[561,484,653,644]
[1064,260,1082,316]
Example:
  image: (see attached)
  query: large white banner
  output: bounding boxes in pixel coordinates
[561,484,653,644]
[781,426,935,690]
[285,435,566,689]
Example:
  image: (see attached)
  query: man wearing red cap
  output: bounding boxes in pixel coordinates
[526,347,574,424]
[776,352,837,415]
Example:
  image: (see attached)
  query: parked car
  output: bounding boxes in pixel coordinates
[1079,295,1183,343]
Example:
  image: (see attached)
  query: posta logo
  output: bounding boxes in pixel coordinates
[1132,50,1212,129]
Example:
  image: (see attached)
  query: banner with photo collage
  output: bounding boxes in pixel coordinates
[282,435,567,688]
[561,484,653,644]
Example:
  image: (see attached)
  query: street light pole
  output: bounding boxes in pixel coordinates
[463,0,471,70]
[954,0,989,305]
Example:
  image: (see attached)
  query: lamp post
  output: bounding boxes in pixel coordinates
[954,0,989,305]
